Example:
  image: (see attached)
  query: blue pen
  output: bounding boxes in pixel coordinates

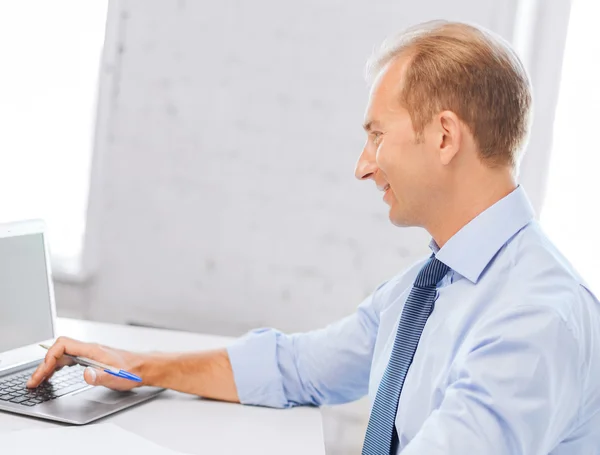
[39,344,142,382]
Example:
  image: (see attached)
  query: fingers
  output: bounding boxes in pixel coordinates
[26,337,137,392]
[27,337,96,388]
[83,367,136,391]
[83,367,98,385]
[42,359,73,383]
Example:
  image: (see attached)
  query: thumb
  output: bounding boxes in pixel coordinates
[83,367,109,386]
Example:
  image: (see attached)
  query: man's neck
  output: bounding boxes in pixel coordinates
[427,173,517,248]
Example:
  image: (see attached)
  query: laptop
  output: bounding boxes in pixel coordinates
[0,219,164,424]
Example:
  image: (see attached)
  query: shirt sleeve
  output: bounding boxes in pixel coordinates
[226,281,388,408]
[401,304,583,455]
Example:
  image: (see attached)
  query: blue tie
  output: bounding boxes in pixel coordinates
[362,255,450,455]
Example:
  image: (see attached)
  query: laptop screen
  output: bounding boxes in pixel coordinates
[0,233,53,352]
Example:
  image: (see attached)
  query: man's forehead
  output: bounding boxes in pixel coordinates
[375,57,410,99]
[364,57,410,125]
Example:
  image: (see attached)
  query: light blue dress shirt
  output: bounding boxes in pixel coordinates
[227,186,600,454]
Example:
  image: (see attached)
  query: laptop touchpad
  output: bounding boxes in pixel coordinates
[81,387,135,405]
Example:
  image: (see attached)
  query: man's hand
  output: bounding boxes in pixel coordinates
[26,336,146,391]
[27,336,239,402]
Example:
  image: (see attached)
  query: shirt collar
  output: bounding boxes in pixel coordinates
[429,185,535,284]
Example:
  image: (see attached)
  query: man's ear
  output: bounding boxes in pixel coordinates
[437,110,462,166]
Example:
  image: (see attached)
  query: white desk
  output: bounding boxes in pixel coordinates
[0,318,325,454]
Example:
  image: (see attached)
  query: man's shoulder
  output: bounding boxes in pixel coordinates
[506,221,588,289]
[494,223,600,400]
[499,221,599,320]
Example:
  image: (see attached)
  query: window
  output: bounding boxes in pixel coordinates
[0,1,108,277]
[541,1,600,292]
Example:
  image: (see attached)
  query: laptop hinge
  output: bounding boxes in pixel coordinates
[0,360,41,378]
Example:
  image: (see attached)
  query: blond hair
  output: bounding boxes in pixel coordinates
[367,21,532,168]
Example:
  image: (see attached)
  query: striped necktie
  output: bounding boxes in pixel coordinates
[362,255,450,455]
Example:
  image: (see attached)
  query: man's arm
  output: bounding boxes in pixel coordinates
[27,337,239,402]
[141,349,239,401]
[401,304,582,455]
[225,280,389,408]
[28,280,389,407]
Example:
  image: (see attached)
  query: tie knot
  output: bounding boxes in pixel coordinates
[413,256,450,288]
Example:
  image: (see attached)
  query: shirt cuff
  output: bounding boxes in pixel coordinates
[227,328,289,408]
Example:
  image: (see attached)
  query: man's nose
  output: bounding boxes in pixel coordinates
[354,147,378,181]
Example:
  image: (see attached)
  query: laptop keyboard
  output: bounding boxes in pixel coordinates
[0,364,88,407]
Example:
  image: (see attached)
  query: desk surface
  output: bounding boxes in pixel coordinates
[0,318,325,454]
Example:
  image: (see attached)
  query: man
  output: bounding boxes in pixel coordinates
[28,20,600,454]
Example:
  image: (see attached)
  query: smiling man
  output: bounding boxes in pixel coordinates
[29,21,600,454]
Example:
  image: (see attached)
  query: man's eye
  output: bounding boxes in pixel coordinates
[373,133,382,145]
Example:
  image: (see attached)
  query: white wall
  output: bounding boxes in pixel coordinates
[79,0,525,335]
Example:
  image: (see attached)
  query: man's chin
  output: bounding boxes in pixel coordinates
[388,207,413,228]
